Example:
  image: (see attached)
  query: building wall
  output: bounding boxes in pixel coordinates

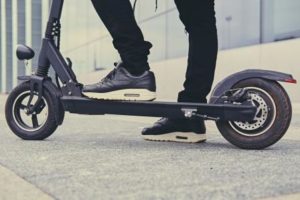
[0,0,2,91]
[59,0,300,74]
[0,0,13,92]
[17,0,26,80]
[0,0,49,93]
[1,0,300,93]
[31,0,42,72]
[6,0,13,92]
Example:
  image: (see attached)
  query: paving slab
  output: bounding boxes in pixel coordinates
[0,165,53,200]
[1,95,300,200]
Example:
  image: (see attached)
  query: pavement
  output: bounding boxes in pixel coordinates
[1,94,300,200]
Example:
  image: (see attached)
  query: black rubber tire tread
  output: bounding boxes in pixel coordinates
[5,81,59,140]
[216,78,292,149]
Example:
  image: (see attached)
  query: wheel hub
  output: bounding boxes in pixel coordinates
[228,87,277,137]
[12,91,49,132]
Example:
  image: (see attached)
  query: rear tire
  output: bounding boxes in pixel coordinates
[5,82,60,140]
[216,78,292,149]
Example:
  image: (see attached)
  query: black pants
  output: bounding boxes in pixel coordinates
[91,0,218,103]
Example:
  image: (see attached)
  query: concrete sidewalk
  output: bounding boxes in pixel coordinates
[0,165,53,200]
[1,94,300,199]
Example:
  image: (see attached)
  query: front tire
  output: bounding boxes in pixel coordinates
[216,78,292,149]
[5,81,60,140]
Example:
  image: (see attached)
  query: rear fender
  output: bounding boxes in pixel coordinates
[209,69,296,104]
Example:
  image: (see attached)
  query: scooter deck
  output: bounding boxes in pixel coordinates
[61,96,257,121]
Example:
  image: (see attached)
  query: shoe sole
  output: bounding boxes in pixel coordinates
[83,89,156,101]
[143,132,206,143]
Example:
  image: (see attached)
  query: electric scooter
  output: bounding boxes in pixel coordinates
[5,0,297,149]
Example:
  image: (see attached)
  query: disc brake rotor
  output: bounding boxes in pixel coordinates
[233,92,269,131]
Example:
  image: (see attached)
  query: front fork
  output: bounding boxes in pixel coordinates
[26,76,45,114]
[22,35,83,113]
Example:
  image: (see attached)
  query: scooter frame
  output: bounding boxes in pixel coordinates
[18,0,297,125]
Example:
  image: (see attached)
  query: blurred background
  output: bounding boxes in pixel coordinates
[0,0,300,101]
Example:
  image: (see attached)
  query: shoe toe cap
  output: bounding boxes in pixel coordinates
[141,127,151,135]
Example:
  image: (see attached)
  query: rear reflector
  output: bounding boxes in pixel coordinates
[284,79,297,84]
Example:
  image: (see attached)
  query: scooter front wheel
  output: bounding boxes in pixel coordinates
[5,81,60,140]
[216,78,292,149]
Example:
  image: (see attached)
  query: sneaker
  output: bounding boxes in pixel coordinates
[142,118,206,143]
[82,63,156,101]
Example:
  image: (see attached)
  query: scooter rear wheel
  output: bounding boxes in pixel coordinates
[216,78,292,149]
[5,82,60,140]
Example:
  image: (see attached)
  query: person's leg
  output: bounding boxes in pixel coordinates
[175,0,218,103]
[142,0,217,142]
[83,0,156,101]
[91,0,152,75]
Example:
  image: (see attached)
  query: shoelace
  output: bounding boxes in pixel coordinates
[133,0,158,12]
[99,66,118,84]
